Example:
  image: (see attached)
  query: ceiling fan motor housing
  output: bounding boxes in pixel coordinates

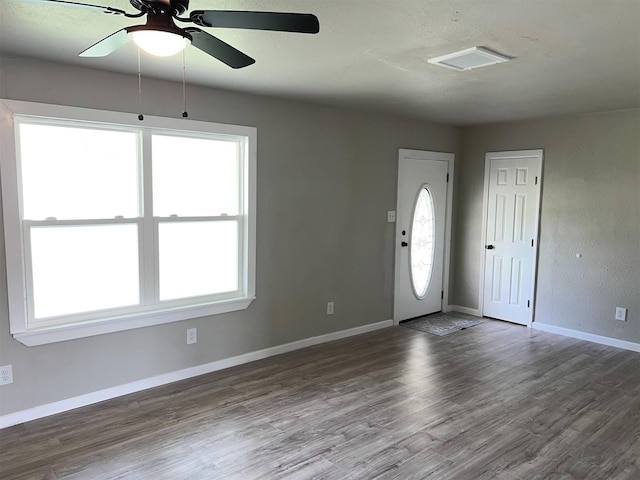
[130,0,189,15]
[128,11,193,41]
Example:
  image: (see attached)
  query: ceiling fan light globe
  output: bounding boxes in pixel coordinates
[130,30,190,57]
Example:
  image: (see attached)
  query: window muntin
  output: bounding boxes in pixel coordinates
[1,100,256,344]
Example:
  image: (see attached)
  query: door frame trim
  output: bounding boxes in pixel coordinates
[393,149,455,325]
[478,149,544,327]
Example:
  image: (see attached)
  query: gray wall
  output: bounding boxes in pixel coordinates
[453,109,640,343]
[0,56,459,415]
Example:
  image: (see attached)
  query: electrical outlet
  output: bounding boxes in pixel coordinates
[0,365,13,386]
[387,211,396,223]
[186,328,197,345]
[327,301,334,315]
[615,307,627,322]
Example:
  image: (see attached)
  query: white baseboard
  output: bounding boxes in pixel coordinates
[450,305,482,317]
[532,322,640,353]
[0,319,393,429]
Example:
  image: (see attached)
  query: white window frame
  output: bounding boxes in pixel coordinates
[0,99,257,346]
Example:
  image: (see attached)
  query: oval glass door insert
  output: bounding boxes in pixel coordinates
[410,186,435,298]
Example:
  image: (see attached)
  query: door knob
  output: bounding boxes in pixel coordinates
[485,245,495,250]
[401,241,408,247]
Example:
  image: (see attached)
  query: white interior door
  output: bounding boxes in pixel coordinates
[394,150,452,322]
[482,150,543,326]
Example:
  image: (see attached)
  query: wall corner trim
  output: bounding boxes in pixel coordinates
[0,319,393,429]
[450,305,482,317]
[532,322,640,353]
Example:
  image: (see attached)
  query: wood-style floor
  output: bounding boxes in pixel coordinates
[1,317,639,480]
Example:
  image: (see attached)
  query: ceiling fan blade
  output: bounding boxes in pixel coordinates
[190,11,320,34]
[79,28,131,57]
[185,28,255,69]
[22,0,128,16]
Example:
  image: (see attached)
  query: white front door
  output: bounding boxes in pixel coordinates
[394,149,453,322]
[482,150,543,326]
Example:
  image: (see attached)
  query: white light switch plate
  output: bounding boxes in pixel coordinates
[187,328,197,344]
[387,211,396,223]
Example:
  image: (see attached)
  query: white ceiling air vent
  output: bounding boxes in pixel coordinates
[428,46,510,71]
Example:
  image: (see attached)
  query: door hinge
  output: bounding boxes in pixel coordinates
[535,176,538,185]
[531,239,534,247]
[527,300,531,308]
[441,291,444,299]
[446,173,449,182]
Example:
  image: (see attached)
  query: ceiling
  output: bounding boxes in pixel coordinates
[1,0,639,125]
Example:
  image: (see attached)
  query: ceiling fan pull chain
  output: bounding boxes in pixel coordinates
[182,50,188,118]
[137,48,144,121]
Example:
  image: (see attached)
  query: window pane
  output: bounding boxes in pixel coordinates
[30,224,140,319]
[152,135,239,216]
[19,123,139,220]
[158,221,238,301]
[410,187,435,298]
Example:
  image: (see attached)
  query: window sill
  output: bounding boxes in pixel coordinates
[12,296,256,346]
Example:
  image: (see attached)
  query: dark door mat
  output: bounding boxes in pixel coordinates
[401,313,483,336]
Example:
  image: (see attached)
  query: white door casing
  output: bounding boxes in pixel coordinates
[480,150,543,326]
[394,149,454,323]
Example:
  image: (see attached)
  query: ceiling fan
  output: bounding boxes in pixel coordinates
[31,0,320,68]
